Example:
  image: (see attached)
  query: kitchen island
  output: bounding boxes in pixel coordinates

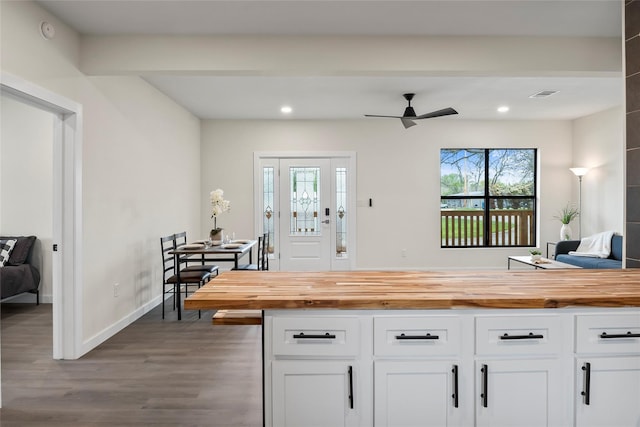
[185,270,640,427]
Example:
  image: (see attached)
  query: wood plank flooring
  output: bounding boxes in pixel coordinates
[1,303,262,426]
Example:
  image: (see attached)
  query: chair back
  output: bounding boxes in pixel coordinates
[175,231,187,248]
[261,232,269,271]
[160,234,176,282]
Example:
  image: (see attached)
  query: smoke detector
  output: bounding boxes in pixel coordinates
[529,90,558,99]
[40,21,55,40]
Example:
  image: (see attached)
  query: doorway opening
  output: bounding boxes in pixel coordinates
[0,73,83,367]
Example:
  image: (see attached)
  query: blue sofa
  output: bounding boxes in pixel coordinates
[555,234,623,269]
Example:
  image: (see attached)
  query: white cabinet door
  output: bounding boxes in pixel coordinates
[375,360,465,427]
[575,356,640,427]
[272,360,359,427]
[476,359,566,427]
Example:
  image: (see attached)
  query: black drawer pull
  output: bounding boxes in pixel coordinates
[481,364,488,408]
[500,332,544,340]
[395,333,440,340]
[348,365,354,409]
[581,362,591,405]
[293,332,336,339]
[599,331,640,339]
[452,365,459,408]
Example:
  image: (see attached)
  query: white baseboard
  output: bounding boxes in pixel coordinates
[80,295,163,357]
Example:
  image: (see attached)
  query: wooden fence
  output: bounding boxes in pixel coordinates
[441,209,534,247]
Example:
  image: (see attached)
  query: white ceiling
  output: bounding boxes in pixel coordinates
[36,0,624,121]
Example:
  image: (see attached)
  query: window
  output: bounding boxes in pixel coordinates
[440,149,537,248]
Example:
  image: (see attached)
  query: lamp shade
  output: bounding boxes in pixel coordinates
[570,167,589,177]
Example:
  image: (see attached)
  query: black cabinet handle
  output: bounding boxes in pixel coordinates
[481,364,488,408]
[293,332,336,339]
[500,332,544,340]
[395,333,439,340]
[581,362,591,405]
[452,365,459,408]
[599,331,640,339]
[348,365,354,409]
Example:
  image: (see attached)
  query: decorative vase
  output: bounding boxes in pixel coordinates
[560,224,573,241]
[210,228,223,244]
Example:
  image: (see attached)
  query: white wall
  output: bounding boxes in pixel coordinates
[201,119,578,269]
[571,107,624,237]
[1,1,202,349]
[0,95,54,300]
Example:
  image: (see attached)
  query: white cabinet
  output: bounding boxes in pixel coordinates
[264,308,640,427]
[475,358,565,427]
[272,360,359,427]
[265,313,368,427]
[373,315,472,427]
[574,313,640,427]
[375,360,463,427]
[475,314,569,427]
[574,356,640,427]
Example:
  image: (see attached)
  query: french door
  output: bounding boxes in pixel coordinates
[255,153,355,271]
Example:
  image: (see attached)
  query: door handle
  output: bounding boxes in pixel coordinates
[321,219,330,224]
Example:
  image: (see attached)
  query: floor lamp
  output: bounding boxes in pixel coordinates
[570,167,589,238]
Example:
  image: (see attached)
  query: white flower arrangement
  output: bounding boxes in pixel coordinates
[210,188,230,234]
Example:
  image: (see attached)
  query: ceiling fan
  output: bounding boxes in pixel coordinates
[365,93,458,129]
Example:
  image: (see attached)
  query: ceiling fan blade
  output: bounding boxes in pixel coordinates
[401,118,417,129]
[364,114,403,118]
[415,107,458,120]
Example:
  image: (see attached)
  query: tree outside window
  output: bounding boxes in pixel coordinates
[440,149,537,248]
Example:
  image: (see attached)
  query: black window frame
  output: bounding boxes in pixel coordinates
[440,148,538,248]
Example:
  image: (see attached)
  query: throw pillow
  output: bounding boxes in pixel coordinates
[0,239,17,267]
[7,235,36,265]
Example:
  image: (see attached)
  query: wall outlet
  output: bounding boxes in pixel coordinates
[401,249,407,258]
[113,283,119,297]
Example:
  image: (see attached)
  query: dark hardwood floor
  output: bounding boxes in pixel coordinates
[0,303,262,426]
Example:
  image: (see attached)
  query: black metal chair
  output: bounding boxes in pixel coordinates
[232,232,269,271]
[174,231,220,275]
[160,234,210,320]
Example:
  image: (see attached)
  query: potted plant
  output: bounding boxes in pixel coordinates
[554,204,579,240]
[529,249,542,262]
[210,188,231,242]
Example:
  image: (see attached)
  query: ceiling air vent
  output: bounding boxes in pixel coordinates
[529,90,558,99]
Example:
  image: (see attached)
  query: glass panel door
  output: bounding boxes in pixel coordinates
[280,159,331,271]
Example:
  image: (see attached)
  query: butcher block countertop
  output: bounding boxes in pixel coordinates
[183,270,640,311]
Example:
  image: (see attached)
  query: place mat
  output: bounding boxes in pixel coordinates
[231,239,251,244]
[182,243,204,249]
[222,243,243,249]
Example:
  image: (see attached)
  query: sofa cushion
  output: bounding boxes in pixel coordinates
[0,235,37,265]
[556,254,622,269]
[0,239,17,267]
[611,235,623,261]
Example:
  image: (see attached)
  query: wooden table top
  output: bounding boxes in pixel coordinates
[184,269,640,311]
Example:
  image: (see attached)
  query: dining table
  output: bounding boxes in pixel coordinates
[169,239,257,319]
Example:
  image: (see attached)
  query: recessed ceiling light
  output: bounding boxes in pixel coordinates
[280,106,292,114]
[497,106,510,113]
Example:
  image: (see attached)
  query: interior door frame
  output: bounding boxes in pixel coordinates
[1,72,83,361]
[254,151,357,271]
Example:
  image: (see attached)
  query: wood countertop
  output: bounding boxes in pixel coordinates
[184,270,640,311]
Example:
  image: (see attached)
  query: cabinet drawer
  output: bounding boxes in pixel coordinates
[374,316,461,357]
[575,313,640,354]
[272,316,360,357]
[476,315,563,356]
